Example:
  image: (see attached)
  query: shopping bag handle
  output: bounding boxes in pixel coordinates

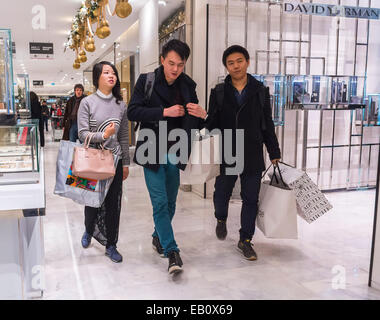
[262,164,282,186]
[269,164,289,188]
[262,164,273,179]
[279,161,295,168]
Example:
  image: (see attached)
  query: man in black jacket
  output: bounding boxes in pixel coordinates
[128,40,207,274]
[62,84,85,142]
[206,45,281,261]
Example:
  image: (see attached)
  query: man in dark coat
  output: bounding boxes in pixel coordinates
[41,101,49,131]
[206,45,281,261]
[128,39,207,275]
[62,84,85,141]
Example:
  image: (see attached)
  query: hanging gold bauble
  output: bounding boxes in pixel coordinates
[79,50,86,56]
[85,37,96,52]
[96,20,111,39]
[85,42,96,52]
[73,62,81,69]
[75,58,81,64]
[80,55,87,63]
[115,0,132,19]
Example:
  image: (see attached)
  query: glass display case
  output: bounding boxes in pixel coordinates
[359,94,380,127]
[0,119,40,183]
[0,29,15,116]
[288,75,329,108]
[15,74,31,119]
[252,74,286,126]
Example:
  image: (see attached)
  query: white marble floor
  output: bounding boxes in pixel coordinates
[41,131,380,300]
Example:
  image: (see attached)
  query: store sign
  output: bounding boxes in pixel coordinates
[284,2,380,20]
[33,80,44,87]
[29,42,54,59]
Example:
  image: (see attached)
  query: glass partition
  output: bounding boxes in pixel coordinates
[0,29,14,115]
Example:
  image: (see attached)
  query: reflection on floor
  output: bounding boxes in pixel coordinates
[42,132,380,300]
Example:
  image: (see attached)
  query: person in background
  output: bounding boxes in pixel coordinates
[63,84,85,142]
[30,91,45,147]
[206,45,281,261]
[41,101,50,132]
[78,61,130,263]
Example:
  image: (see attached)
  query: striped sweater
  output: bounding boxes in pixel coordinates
[77,92,130,166]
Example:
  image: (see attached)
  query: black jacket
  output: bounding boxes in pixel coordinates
[62,95,85,141]
[206,74,281,175]
[31,100,42,121]
[127,65,203,171]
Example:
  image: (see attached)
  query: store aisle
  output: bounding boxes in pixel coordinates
[41,132,380,300]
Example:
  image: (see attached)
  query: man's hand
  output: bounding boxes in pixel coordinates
[104,122,116,139]
[163,105,185,118]
[123,167,129,181]
[271,158,281,166]
[186,103,207,119]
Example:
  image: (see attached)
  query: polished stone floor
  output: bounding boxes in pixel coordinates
[41,131,380,300]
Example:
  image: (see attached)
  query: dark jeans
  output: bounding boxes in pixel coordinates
[213,172,262,241]
[69,120,78,142]
[84,161,123,248]
[43,117,49,131]
[38,119,45,147]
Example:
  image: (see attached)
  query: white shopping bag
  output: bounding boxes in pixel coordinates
[270,163,333,223]
[54,140,118,208]
[180,134,221,185]
[257,180,298,239]
[288,173,332,223]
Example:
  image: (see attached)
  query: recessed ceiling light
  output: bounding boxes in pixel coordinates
[158,0,167,6]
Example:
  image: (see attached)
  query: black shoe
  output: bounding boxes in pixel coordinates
[168,251,183,274]
[216,219,227,240]
[237,239,257,261]
[152,236,165,257]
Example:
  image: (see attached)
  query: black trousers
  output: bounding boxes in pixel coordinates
[84,161,123,248]
[213,172,262,241]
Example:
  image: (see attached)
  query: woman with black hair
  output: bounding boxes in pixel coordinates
[77,61,130,263]
[30,91,45,147]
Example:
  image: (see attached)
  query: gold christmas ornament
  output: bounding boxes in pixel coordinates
[115,0,132,19]
[75,58,81,64]
[80,55,87,63]
[85,37,96,52]
[96,20,110,39]
[73,62,81,69]
[85,43,96,52]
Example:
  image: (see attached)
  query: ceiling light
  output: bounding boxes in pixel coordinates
[158,0,167,6]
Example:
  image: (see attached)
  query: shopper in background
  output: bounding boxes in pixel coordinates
[77,61,130,263]
[30,91,45,148]
[128,39,207,274]
[63,84,85,142]
[41,101,49,132]
[205,45,281,260]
